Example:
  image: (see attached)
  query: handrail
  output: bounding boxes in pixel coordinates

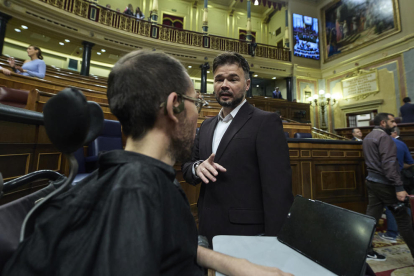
[39,0,291,61]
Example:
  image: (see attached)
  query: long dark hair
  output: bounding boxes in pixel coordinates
[30,45,43,60]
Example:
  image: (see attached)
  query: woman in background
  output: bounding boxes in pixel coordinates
[8,45,46,79]
[135,7,145,20]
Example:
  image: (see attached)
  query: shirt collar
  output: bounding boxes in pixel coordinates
[218,99,247,122]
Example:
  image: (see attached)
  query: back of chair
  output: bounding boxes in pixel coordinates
[0,87,29,108]
[284,132,290,138]
[88,119,123,156]
[293,132,312,139]
[0,185,55,271]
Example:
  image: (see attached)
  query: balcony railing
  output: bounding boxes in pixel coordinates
[39,0,291,61]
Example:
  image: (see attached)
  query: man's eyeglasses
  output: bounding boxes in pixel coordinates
[182,94,208,114]
[160,93,208,114]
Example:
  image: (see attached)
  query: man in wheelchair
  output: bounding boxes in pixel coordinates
[2,51,291,276]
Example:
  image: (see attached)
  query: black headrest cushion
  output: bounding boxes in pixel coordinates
[43,88,91,154]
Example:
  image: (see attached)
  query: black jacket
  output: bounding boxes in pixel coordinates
[3,151,203,276]
[182,102,293,245]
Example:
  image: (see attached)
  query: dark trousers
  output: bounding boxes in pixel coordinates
[366,180,414,258]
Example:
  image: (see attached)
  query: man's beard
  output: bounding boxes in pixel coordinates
[168,112,196,163]
[215,89,245,109]
[384,125,395,135]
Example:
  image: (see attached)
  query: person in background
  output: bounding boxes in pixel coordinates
[379,126,414,243]
[105,4,111,9]
[116,8,121,13]
[363,113,414,262]
[8,45,46,79]
[135,7,145,20]
[0,66,11,76]
[351,128,363,141]
[272,87,283,99]
[391,126,403,141]
[400,97,414,123]
[123,4,134,16]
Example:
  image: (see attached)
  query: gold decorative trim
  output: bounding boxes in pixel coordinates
[36,152,62,171]
[321,171,356,190]
[0,153,31,180]
[289,150,299,158]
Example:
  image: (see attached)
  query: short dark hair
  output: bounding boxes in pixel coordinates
[107,51,191,139]
[213,52,250,80]
[352,128,360,133]
[403,97,411,103]
[373,113,394,126]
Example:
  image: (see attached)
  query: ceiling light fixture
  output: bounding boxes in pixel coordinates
[272,77,277,79]
[15,29,21,33]
[101,49,106,52]
[254,74,258,77]
[188,65,192,68]
[21,25,28,29]
[59,42,64,45]
[207,71,210,73]
[254,0,259,5]
[256,85,259,87]
[97,52,101,55]
[65,39,70,43]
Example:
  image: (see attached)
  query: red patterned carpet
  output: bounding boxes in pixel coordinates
[367,232,414,276]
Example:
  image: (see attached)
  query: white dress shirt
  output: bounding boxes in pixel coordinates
[212,99,246,154]
[192,99,247,176]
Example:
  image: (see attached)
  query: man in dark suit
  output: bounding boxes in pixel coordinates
[351,128,363,141]
[272,87,283,99]
[182,52,293,245]
[400,97,414,123]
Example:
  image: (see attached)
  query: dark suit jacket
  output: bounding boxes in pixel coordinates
[400,103,414,123]
[182,102,293,245]
[272,90,283,99]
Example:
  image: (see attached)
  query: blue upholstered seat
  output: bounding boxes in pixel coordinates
[293,132,312,139]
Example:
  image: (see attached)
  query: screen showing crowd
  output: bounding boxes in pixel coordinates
[293,13,320,60]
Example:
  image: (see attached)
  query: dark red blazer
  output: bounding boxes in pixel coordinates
[182,102,293,245]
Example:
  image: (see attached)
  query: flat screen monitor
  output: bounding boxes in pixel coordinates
[293,13,320,60]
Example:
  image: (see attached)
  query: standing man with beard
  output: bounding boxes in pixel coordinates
[363,113,414,262]
[182,52,293,246]
[3,51,292,276]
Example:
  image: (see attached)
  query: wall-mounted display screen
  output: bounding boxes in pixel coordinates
[293,13,320,60]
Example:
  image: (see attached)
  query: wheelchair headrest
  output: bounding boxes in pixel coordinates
[43,88,104,154]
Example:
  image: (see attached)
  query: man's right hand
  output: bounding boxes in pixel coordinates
[396,190,409,202]
[196,153,226,184]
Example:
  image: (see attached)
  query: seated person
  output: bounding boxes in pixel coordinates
[8,45,46,79]
[2,51,292,276]
[351,128,363,141]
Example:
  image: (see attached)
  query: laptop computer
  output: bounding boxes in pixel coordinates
[277,195,376,276]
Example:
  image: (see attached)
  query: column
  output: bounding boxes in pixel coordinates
[0,12,11,56]
[151,0,159,38]
[247,71,253,97]
[151,0,158,23]
[286,77,292,102]
[80,41,95,76]
[200,62,210,94]
[202,0,208,34]
[246,0,252,42]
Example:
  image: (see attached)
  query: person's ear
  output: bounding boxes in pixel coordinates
[165,92,182,123]
[245,78,251,91]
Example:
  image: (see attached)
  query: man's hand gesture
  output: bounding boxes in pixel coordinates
[196,153,226,184]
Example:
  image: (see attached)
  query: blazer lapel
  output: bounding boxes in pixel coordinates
[214,103,254,162]
[202,116,218,159]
